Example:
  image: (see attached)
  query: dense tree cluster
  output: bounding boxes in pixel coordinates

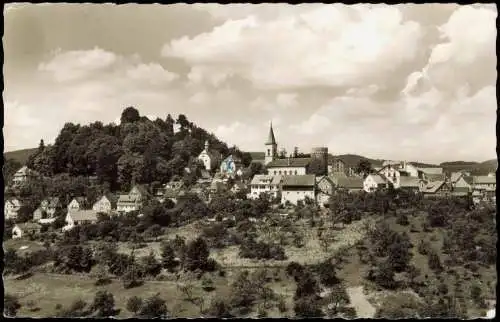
[21,107,250,191]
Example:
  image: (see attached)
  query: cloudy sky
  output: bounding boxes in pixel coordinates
[3,3,497,163]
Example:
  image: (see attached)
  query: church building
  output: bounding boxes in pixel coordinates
[198,140,221,171]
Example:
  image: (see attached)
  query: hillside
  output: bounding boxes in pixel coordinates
[9,107,250,192]
[440,159,497,175]
[4,148,38,165]
[331,154,384,168]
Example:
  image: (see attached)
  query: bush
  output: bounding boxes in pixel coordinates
[202,276,215,292]
[427,250,443,273]
[417,240,431,255]
[396,213,409,226]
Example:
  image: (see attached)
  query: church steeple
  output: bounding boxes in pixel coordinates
[264,122,277,165]
[265,122,277,145]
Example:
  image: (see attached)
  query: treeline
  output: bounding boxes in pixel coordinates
[21,107,251,191]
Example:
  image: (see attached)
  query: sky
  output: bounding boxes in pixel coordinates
[3,3,498,163]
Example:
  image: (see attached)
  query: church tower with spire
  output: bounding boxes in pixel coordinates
[264,122,278,165]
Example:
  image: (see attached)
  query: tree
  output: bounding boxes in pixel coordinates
[325,284,350,316]
[141,251,162,277]
[206,298,233,318]
[356,160,373,178]
[295,270,320,299]
[126,296,143,316]
[90,290,116,317]
[160,242,178,271]
[121,106,141,124]
[375,294,424,319]
[387,233,413,272]
[294,296,324,318]
[184,237,210,271]
[4,294,21,317]
[138,293,169,318]
[427,250,443,273]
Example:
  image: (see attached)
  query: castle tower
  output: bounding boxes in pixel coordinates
[264,122,277,165]
[311,147,328,176]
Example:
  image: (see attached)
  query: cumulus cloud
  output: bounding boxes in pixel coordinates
[214,121,263,150]
[126,63,178,86]
[38,47,118,82]
[163,4,423,91]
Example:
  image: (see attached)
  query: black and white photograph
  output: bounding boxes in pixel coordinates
[2,2,497,319]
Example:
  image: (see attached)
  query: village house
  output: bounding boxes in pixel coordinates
[220,155,243,178]
[4,198,22,220]
[328,157,357,177]
[68,197,89,211]
[399,176,425,193]
[330,176,364,193]
[421,180,452,198]
[12,166,37,185]
[12,223,42,239]
[249,174,283,200]
[63,210,99,231]
[451,176,472,196]
[472,176,496,192]
[117,195,141,213]
[315,176,334,207]
[281,175,316,205]
[92,194,117,214]
[197,140,221,171]
[32,207,56,224]
[377,164,401,188]
[363,174,389,192]
[267,157,311,176]
[39,197,62,217]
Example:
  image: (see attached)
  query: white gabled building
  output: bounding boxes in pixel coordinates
[281,175,316,205]
[364,174,389,193]
[4,198,22,220]
[198,140,221,171]
[63,210,99,231]
[249,174,283,200]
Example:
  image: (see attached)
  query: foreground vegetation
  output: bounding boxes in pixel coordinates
[4,185,496,318]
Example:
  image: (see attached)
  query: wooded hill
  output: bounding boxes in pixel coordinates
[4,107,252,191]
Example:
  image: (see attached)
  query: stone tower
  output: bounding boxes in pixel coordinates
[311,147,329,175]
[265,122,277,165]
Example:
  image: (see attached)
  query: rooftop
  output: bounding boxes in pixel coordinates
[266,157,311,168]
[282,175,316,187]
[69,210,99,222]
[251,174,283,185]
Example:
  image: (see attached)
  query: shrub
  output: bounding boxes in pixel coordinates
[202,276,215,292]
[396,213,410,226]
[417,240,431,255]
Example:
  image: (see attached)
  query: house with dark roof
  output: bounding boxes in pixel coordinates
[330,176,364,192]
[266,157,311,176]
[63,210,99,231]
[399,176,425,193]
[12,166,38,186]
[422,181,452,197]
[281,175,316,205]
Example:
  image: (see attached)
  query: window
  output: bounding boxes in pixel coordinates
[279,171,282,175]
[267,149,270,156]
[274,171,277,175]
[294,170,297,175]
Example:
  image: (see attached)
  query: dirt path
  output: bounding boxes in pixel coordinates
[347,286,376,318]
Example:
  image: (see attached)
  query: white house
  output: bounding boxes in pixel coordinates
[473,176,496,192]
[198,140,221,171]
[68,197,89,211]
[266,157,311,176]
[63,210,99,231]
[249,174,283,200]
[281,175,316,205]
[117,195,141,213]
[12,223,42,239]
[4,198,22,220]
[316,176,334,207]
[92,194,117,214]
[363,174,389,192]
[378,165,401,188]
[40,197,61,217]
[12,166,37,185]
